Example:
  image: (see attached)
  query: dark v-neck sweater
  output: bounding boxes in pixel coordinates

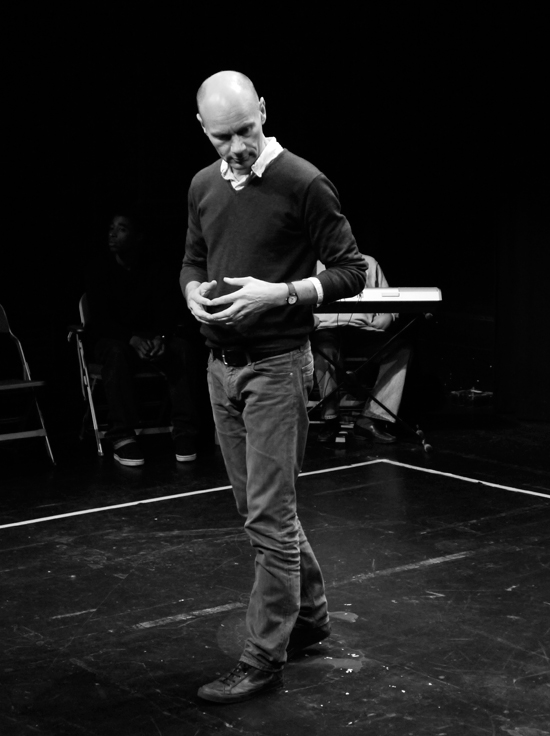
[181,149,366,352]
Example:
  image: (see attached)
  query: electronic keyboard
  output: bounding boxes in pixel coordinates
[318,287,442,313]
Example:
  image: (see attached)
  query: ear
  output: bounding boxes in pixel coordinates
[196,113,207,133]
[259,97,267,125]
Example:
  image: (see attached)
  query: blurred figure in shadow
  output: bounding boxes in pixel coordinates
[312,254,412,443]
[85,206,209,466]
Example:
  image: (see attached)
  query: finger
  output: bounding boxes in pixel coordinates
[208,305,239,321]
[194,313,216,325]
[191,306,218,323]
[209,293,240,307]
[198,280,218,298]
[223,277,248,286]
[191,300,215,316]
[194,294,215,307]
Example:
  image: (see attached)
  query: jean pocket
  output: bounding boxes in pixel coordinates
[301,354,314,393]
[252,352,293,376]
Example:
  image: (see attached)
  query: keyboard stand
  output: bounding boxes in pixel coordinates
[310,313,434,453]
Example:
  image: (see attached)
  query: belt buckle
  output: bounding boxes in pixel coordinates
[221,349,241,366]
[220,349,250,367]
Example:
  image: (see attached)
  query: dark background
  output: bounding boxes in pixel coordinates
[2,9,548,435]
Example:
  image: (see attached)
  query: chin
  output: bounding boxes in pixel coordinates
[233,155,254,167]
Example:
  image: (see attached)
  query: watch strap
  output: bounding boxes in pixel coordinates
[285,282,298,304]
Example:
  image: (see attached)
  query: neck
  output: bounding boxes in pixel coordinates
[115,251,138,269]
[257,134,268,161]
[230,168,249,181]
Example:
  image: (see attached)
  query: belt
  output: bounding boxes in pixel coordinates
[211,346,293,367]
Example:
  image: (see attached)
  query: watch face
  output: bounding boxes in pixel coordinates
[288,295,298,304]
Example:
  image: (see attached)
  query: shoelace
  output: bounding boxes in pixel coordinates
[220,663,250,685]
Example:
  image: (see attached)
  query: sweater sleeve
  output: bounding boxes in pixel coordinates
[304,174,367,304]
[180,182,209,294]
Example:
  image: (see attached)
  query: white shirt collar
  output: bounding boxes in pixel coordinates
[220,137,283,190]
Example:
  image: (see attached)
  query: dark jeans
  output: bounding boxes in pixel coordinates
[93,337,208,443]
[207,343,329,672]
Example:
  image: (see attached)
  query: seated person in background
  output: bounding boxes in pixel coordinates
[311,255,411,443]
[85,206,209,467]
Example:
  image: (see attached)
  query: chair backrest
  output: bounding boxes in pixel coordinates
[0,304,12,335]
[0,304,31,380]
[79,294,91,327]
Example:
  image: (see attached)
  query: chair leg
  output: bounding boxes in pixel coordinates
[87,377,104,456]
[33,391,56,466]
[43,432,56,465]
[77,339,104,456]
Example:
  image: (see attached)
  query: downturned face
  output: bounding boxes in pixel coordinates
[198,95,267,175]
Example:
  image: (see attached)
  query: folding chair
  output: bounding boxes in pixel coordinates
[0,304,55,464]
[67,294,172,456]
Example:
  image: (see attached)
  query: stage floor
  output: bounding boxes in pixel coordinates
[1,418,549,735]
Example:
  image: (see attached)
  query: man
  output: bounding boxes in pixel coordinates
[86,208,207,466]
[180,71,366,703]
[312,254,412,443]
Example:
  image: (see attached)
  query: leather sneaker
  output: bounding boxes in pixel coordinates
[113,439,144,466]
[175,435,197,462]
[354,419,396,443]
[287,622,331,659]
[197,661,283,703]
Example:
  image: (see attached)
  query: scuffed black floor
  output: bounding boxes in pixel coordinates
[1,416,549,735]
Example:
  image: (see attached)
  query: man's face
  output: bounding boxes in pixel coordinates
[198,96,267,175]
[108,215,138,254]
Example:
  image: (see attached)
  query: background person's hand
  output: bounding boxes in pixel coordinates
[148,336,166,359]
[130,336,156,360]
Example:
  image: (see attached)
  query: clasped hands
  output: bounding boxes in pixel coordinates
[130,335,165,360]
[187,277,288,327]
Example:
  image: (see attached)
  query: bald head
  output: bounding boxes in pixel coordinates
[196,70,267,177]
[196,71,259,116]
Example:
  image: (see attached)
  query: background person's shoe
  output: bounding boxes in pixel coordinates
[175,435,197,462]
[354,419,396,443]
[317,418,341,443]
[287,622,331,659]
[113,439,144,466]
[197,661,283,703]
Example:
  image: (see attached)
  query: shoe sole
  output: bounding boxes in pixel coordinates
[176,453,197,462]
[114,454,144,466]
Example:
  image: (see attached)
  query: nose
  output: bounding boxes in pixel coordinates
[230,136,246,155]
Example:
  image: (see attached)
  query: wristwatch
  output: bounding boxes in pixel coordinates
[286,282,298,305]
